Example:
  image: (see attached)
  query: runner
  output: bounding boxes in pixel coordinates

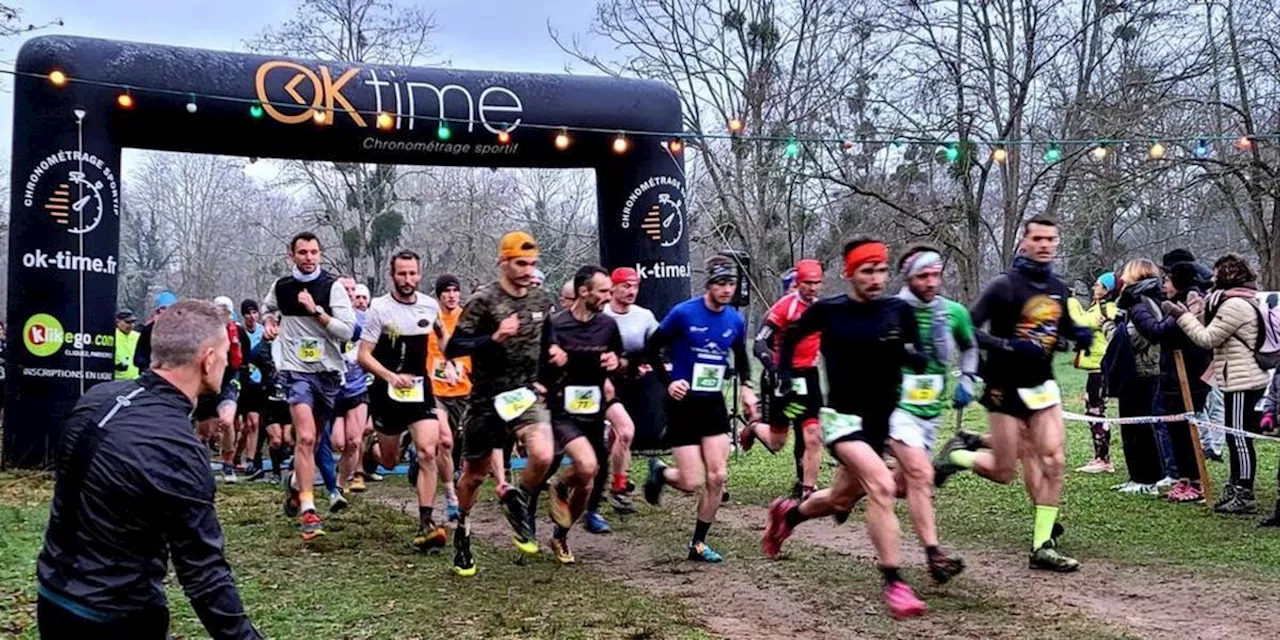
[357,251,448,550]
[262,232,357,541]
[352,284,371,312]
[543,265,626,563]
[446,231,559,576]
[592,267,656,533]
[740,259,826,500]
[933,216,1091,572]
[201,296,249,484]
[756,237,929,619]
[427,273,471,522]
[333,276,371,494]
[642,255,759,563]
[236,299,268,480]
[258,335,294,484]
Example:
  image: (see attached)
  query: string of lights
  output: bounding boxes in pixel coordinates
[16,67,1277,161]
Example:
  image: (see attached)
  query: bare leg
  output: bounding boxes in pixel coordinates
[516,422,555,495]
[889,440,938,548]
[697,434,731,523]
[1027,408,1066,506]
[799,420,824,489]
[970,414,1023,484]
[410,420,440,516]
[290,403,320,506]
[605,403,635,489]
[834,440,901,569]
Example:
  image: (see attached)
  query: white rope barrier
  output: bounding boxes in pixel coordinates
[1062,410,1280,443]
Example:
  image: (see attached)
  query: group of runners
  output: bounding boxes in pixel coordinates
[176,215,1090,620]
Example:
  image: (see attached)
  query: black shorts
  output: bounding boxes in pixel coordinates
[824,410,892,457]
[371,394,437,437]
[461,396,549,460]
[762,368,823,430]
[194,383,240,421]
[980,383,1060,421]
[237,385,267,417]
[553,414,607,452]
[263,399,292,428]
[664,394,730,448]
[437,395,470,440]
[335,391,369,417]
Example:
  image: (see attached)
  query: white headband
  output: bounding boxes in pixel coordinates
[902,251,942,278]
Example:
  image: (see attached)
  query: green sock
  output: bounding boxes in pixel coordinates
[948,449,978,469]
[1032,505,1059,549]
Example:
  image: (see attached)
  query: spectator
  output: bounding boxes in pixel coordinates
[1102,260,1164,494]
[1262,366,1280,526]
[133,291,178,372]
[36,300,262,638]
[1167,253,1269,516]
[114,309,140,380]
[1069,272,1118,473]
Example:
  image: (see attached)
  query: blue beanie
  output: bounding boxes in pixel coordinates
[154,291,178,310]
[1096,272,1116,292]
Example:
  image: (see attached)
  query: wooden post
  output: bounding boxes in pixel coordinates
[1174,350,1212,505]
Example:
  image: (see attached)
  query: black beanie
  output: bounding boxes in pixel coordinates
[435,274,461,296]
[1161,248,1196,271]
[240,299,259,316]
[1167,262,1202,292]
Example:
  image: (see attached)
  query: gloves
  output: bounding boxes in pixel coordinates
[1263,412,1276,434]
[758,352,776,375]
[1007,339,1045,359]
[953,374,977,409]
[1071,326,1094,352]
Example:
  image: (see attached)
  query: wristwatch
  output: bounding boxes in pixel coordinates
[312,306,325,318]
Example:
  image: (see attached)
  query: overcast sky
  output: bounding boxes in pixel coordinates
[1,0,608,179]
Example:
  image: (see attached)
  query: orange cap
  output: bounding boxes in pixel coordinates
[498,231,539,261]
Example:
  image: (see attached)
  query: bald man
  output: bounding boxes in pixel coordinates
[559,280,576,311]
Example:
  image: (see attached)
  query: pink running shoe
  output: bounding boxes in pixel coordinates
[883,581,927,620]
[762,497,798,559]
[1167,481,1206,504]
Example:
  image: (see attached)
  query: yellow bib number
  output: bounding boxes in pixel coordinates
[1017,380,1061,411]
[296,338,324,363]
[494,387,537,422]
[388,377,426,403]
[901,374,944,406]
[565,385,603,415]
[819,408,863,445]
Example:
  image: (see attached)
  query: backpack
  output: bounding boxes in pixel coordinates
[1248,301,1280,370]
[1102,315,1136,397]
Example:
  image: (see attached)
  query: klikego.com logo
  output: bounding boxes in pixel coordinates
[24,313,65,357]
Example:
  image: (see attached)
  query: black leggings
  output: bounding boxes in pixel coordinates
[38,596,170,639]
[1118,377,1164,485]
[1224,388,1265,490]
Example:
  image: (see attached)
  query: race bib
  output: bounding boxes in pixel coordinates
[901,374,944,406]
[296,338,324,363]
[1017,380,1062,411]
[431,358,461,383]
[494,387,537,422]
[248,363,263,385]
[774,377,809,397]
[691,363,727,392]
[819,408,863,445]
[565,385,603,415]
[388,377,426,403]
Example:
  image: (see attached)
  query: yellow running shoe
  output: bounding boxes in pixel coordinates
[550,536,576,565]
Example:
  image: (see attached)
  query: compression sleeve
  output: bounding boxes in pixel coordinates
[753,321,779,372]
[445,294,493,359]
[970,275,1014,352]
[646,326,674,386]
[733,326,752,386]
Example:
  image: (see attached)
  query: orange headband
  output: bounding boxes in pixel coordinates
[843,242,889,277]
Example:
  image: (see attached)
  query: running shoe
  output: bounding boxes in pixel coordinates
[1155,476,1177,490]
[1110,481,1136,491]
[933,432,978,487]
[223,468,238,484]
[550,536,576,565]
[348,473,367,493]
[609,489,637,515]
[452,531,477,577]
[368,472,385,482]
[737,423,757,452]
[584,511,611,534]
[413,526,448,552]
[1051,522,1065,547]
[300,510,326,542]
[927,549,966,584]
[643,458,667,506]
[1075,459,1113,474]
[282,471,300,518]
[1166,481,1205,504]
[246,464,266,482]
[1118,482,1153,495]
[687,542,723,563]
[1215,487,1258,515]
[500,487,538,555]
[762,497,798,559]
[329,490,349,514]
[1135,484,1160,496]
[1205,449,1224,463]
[1029,543,1079,572]
[1213,484,1238,510]
[1260,502,1280,527]
[548,480,573,529]
[883,582,927,620]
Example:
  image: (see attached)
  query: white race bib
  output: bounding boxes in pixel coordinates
[494,387,537,422]
[296,338,324,363]
[564,385,603,415]
[1017,380,1062,411]
[820,408,863,445]
[901,374,944,406]
[691,362,727,392]
[430,358,459,383]
[774,377,809,397]
[387,377,426,403]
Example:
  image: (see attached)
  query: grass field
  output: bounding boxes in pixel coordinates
[3,357,1279,638]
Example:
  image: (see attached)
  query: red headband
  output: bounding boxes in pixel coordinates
[843,243,889,277]
[795,259,823,282]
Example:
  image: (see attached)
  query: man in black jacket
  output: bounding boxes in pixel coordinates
[37,299,262,639]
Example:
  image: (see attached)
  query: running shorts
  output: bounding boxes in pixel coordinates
[980,382,1060,421]
[278,370,342,426]
[263,398,291,427]
[888,409,940,453]
[823,409,892,457]
[334,391,369,418]
[194,382,240,421]
[461,395,549,460]
[553,415,607,453]
[370,383,437,436]
[437,395,470,442]
[763,368,822,431]
[237,384,266,417]
[664,394,730,448]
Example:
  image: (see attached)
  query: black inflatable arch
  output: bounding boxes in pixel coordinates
[4,35,687,468]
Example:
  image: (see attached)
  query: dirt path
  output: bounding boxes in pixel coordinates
[377,493,874,639]
[715,502,1280,640]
